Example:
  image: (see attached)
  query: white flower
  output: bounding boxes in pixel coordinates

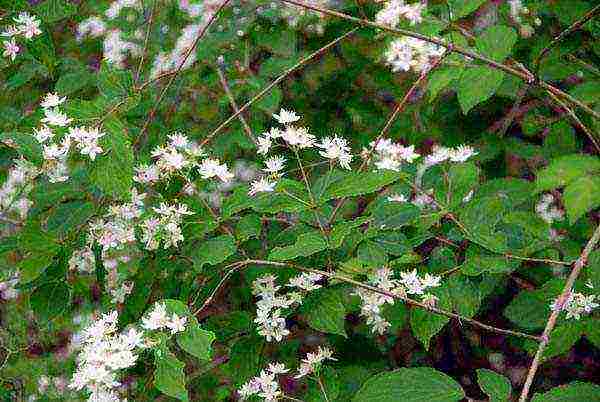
[257,135,273,155]
[33,125,53,143]
[421,273,441,288]
[399,3,426,25]
[142,303,169,330]
[168,132,189,149]
[198,158,234,182]
[166,314,187,334]
[266,362,289,375]
[281,126,316,149]
[40,93,67,109]
[14,12,42,39]
[273,108,301,125]
[448,145,478,162]
[387,193,407,202]
[2,38,19,61]
[134,164,160,184]
[262,156,286,175]
[294,347,336,379]
[535,193,564,224]
[41,108,72,127]
[287,272,322,291]
[249,177,276,196]
[317,135,353,169]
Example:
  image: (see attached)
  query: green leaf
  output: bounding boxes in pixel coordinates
[410,288,452,349]
[329,217,370,249]
[372,231,410,256]
[234,214,262,242]
[55,71,94,95]
[46,201,95,236]
[531,382,600,402]
[0,132,43,165]
[18,253,55,284]
[428,67,462,102]
[476,369,511,402]
[475,25,517,62]
[357,240,388,268]
[154,349,189,401]
[224,336,265,385]
[543,120,577,158]
[320,171,402,202]
[448,275,481,318]
[563,175,600,224]
[373,203,420,230]
[457,67,505,114]
[90,117,134,199]
[176,322,216,361]
[252,179,310,213]
[352,367,465,402]
[504,279,564,330]
[30,282,70,320]
[193,235,237,271]
[303,287,348,337]
[448,0,486,19]
[535,154,600,193]
[269,231,327,261]
[461,245,519,276]
[35,0,77,23]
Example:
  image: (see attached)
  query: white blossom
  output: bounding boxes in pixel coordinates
[317,135,353,169]
[249,177,276,196]
[273,108,301,125]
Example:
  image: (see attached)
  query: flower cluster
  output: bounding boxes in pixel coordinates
[376,0,426,27]
[140,202,194,250]
[368,138,420,171]
[1,12,42,61]
[295,346,336,378]
[238,362,289,401]
[550,292,598,320]
[134,133,232,185]
[0,158,38,221]
[355,268,441,334]
[535,193,564,224]
[69,311,145,402]
[32,93,108,183]
[384,36,445,73]
[414,144,478,189]
[238,347,335,401]
[0,273,20,301]
[141,302,187,334]
[252,272,323,342]
[250,108,353,196]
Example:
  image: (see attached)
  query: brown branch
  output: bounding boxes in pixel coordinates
[278,0,600,121]
[215,65,258,146]
[193,258,542,342]
[533,4,600,77]
[134,0,233,150]
[135,0,158,84]
[546,90,600,154]
[519,223,600,402]
[199,27,359,147]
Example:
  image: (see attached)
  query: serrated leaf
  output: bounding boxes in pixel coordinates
[303,287,348,337]
[269,231,327,261]
[46,201,94,236]
[477,369,511,402]
[176,322,216,361]
[504,278,564,330]
[320,171,402,202]
[234,214,262,242]
[531,382,600,402]
[30,282,70,320]
[535,154,600,193]
[457,67,505,114]
[0,132,43,165]
[352,367,465,402]
[192,235,237,271]
[475,25,517,62]
[448,0,486,19]
[90,117,133,199]
[329,217,370,249]
[357,240,388,268]
[373,203,420,230]
[563,175,600,224]
[154,350,188,401]
[410,288,452,349]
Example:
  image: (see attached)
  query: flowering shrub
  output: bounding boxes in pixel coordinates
[1,0,600,401]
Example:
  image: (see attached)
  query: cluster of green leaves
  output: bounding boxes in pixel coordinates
[1,0,600,401]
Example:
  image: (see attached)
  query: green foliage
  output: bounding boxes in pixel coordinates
[477,369,512,402]
[352,367,465,402]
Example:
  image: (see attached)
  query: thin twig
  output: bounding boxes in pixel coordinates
[278,0,600,120]
[546,90,600,153]
[135,0,158,84]
[317,376,330,402]
[199,259,542,341]
[192,261,245,315]
[519,223,600,402]
[533,4,600,77]
[199,27,359,147]
[134,0,233,150]
[215,65,258,146]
